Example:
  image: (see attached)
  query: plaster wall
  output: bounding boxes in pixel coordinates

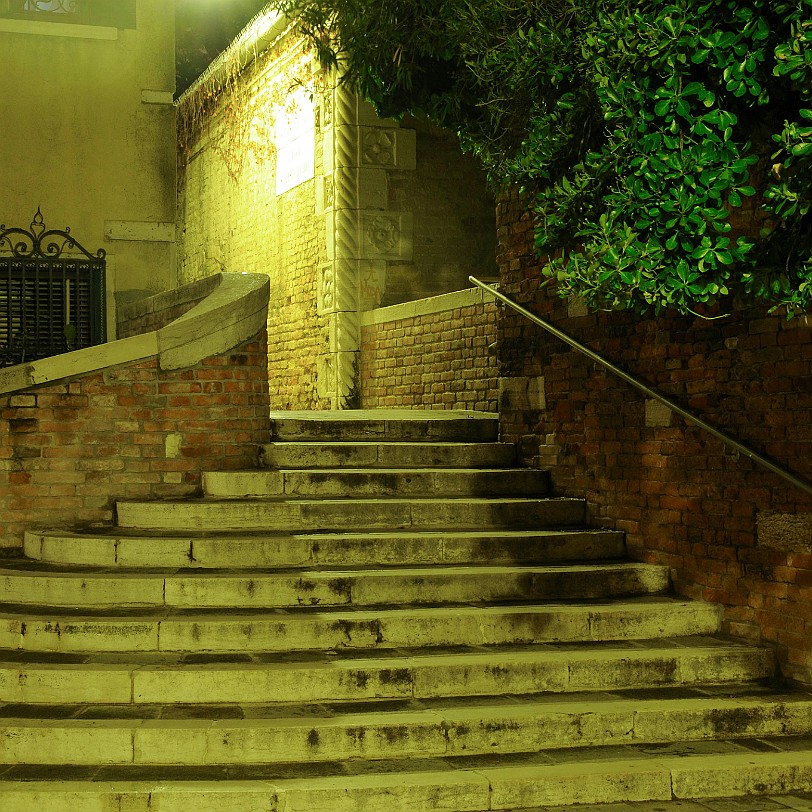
[0,0,177,327]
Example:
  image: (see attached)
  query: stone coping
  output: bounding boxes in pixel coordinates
[0,273,270,395]
[360,286,497,328]
[116,274,219,326]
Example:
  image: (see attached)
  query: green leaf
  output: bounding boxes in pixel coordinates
[654,99,671,116]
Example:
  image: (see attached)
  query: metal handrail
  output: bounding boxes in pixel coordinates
[470,275,812,497]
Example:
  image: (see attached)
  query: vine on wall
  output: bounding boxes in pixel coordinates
[177,22,321,185]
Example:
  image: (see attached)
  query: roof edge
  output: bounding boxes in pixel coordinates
[176,5,289,106]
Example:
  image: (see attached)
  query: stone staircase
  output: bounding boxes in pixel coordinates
[1,410,811,811]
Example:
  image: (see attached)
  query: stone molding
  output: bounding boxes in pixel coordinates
[0,18,117,38]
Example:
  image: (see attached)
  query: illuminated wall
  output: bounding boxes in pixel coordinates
[177,13,496,409]
[0,0,177,331]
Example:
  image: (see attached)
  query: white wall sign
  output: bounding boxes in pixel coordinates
[275,89,315,196]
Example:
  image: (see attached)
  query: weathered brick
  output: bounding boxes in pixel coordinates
[495,184,812,685]
[0,331,270,549]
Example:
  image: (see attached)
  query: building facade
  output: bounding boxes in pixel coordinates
[0,0,177,330]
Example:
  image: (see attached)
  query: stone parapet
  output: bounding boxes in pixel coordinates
[359,288,498,411]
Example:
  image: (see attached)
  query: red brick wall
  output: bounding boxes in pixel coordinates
[497,188,812,687]
[0,333,270,548]
[360,299,499,411]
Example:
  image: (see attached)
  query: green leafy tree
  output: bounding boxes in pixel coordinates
[275,0,812,316]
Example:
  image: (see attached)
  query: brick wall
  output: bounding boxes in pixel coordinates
[0,333,270,549]
[176,25,498,408]
[497,188,812,687]
[176,29,329,411]
[360,289,498,411]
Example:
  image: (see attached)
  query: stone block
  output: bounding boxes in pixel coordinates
[486,761,672,808]
[276,770,490,812]
[646,398,673,427]
[499,376,546,411]
[568,296,590,317]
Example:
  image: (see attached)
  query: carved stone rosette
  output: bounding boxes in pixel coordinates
[316,70,417,408]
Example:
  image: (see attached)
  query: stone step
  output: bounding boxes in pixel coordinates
[23,528,626,569]
[2,740,811,811]
[3,690,811,766]
[202,468,551,499]
[115,496,587,532]
[0,598,721,653]
[259,441,517,469]
[0,562,669,609]
[0,640,773,704]
[268,409,499,442]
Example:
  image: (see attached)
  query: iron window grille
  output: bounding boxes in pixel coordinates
[0,209,106,367]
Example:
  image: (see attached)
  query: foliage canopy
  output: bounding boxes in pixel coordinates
[275,0,812,316]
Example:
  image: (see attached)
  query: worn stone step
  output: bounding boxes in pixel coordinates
[0,640,774,704]
[0,562,669,609]
[3,691,811,766]
[0,598,721,653]
[202,468,551,499]
[259,441,517,469]
[268,409,499,442]
[504,799,812,812]
[2,740,811,811]
[115,496,587,532]
[23,528,626,569]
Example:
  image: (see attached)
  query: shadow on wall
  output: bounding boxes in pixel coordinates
[381,116,498,308]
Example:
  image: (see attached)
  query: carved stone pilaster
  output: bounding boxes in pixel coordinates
[317,261,336,315]
[328,311,360,355]
[316,353,337,401]
[324,126,416,172]
[317,76,416,408]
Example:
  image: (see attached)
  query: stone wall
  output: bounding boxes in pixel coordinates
[360,289,498,411]
[117,276,220,338]
[0,334,269,549]
[496,188,812,687]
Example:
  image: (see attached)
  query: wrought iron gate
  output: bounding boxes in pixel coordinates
[0,209,106,367]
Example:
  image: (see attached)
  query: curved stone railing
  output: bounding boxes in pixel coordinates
[0,272,270,395]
